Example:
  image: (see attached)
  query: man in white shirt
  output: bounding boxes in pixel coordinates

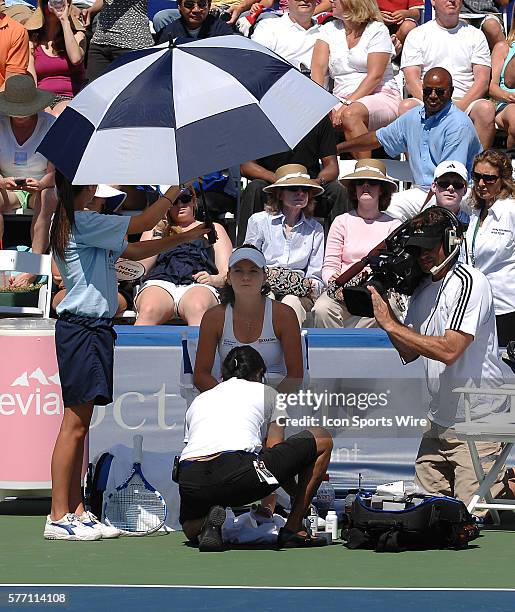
[370,207,507,514]
[400,0,495,149]
[251,0,321,71]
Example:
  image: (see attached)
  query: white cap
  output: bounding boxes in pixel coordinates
[433,161,468,182]
[228,247,266,269]
[94,185,127,211]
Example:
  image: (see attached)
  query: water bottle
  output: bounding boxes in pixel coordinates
[315,474,335,518]
[306,504,318,537]
[325,509,338,539]
[48,0,66,11]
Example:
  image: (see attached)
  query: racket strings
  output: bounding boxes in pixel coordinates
[105,476,166,533]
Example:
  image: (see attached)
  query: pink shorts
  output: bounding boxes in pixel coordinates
[356,87,402,131]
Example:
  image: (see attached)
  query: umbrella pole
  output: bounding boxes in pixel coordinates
[197,180,217,245]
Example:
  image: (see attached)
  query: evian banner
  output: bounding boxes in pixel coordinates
[0,321,63,493]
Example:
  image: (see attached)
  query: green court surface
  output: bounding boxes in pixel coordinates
[1,515,515,589]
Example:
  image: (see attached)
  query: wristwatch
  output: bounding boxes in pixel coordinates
[318,177,328,189]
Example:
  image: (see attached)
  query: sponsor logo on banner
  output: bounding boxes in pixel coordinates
[0,368,62,416]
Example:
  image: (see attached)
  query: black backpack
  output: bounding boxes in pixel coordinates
[343,495,479,552]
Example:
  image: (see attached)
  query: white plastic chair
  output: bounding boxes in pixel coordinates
[0,250,53,318]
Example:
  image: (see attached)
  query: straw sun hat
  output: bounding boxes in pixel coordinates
[24,0,85,32]
[262,164,325,196]
[341,159,397,190]
[0,75,55,117]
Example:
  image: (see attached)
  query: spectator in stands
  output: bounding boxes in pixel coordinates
[461,150,515,346]
[26,0,86,117]
[180,345,333,551]
[238,117,348,243]
[251,0,322,71]
[460,0,507,52]
[337,68,482,222]
[0,75,57,285]
[490,11,515,147]
[400,0,495,150]
[194,244,304,392]
[311,0,401,160]
[378,0,423,47]
[244,164,324,326]
[156,0,233,43]
[134,184,232,325]
[0,7,29,91]
[312,159,400,328]
[0,0,34,25]
[430,160,471,224]
[86,0,155,82]
[226,0,330,29]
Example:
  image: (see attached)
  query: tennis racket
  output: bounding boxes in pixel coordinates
[103,435,167,536]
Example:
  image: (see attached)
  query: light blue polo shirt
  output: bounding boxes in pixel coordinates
[376,102,482,190]
[55,211,131,319]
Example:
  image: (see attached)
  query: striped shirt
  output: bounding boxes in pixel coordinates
[405,262,505,427]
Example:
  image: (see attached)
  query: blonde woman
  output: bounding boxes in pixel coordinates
[134,185,232,325]
[311,0,400,159]
[490,12,515,148]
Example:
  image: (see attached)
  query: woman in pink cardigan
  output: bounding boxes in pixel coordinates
[313,159,401,328]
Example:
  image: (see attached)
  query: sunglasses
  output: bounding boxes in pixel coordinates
[436,179,466,190]
[183,0,208,8]
[472,171,500,184]
[173,190,194,205]
[422,87,448,97]
[284,185,311,193]
[355,178,381,186]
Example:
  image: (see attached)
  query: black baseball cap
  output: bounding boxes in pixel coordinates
[405,221,446,250]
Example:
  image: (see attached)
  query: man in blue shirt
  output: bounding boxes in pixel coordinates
[337,67,482,221]
[157,0,234,43]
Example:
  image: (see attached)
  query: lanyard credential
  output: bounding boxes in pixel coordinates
[470,212,483,268]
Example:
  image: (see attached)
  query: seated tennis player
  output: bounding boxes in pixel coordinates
[178,345,333,551]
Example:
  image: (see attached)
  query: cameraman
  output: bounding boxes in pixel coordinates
[369,207,507,512]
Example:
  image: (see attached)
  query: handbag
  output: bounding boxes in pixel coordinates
[326,270,369,304]
[266,266,311,298]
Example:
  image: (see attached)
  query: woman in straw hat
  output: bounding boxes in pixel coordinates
[243,164,325,326]
[25,0,86,117]
[312,159,401,328]
[0,74,57,284]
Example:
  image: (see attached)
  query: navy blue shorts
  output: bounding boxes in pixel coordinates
[55,312,116,407]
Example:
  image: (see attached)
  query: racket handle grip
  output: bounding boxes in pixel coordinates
[133,434,143,464]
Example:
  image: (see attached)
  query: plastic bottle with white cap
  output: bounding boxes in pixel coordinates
[325,510,338,539]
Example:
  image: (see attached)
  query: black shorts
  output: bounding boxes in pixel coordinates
[55,312,116,406]
[178,430,317,524]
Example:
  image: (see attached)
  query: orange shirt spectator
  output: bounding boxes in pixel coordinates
[0,12,29,89]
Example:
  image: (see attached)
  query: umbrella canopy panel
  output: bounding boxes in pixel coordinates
[38,36,338,185]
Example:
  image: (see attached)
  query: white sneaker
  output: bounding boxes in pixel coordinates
[76,511,121,539]
[44,513,101,541]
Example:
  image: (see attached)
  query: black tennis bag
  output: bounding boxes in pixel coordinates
[343,495,479,552]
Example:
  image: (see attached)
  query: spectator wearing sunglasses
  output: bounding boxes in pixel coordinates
[430,160,470,225]
[134,184,233,325]
[337,68,482,222]
[244,164,324,326]
[156,0,234,43]
[312,159,400,328]
[461,150,515,346]
[399,0,495,150]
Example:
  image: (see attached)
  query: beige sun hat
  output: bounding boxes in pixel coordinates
[341,159,397,190]
[25,0,85,32]
[262,164,324,196]
[0,75,56,117]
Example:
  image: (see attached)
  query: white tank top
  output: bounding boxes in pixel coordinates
[218,298,286,377]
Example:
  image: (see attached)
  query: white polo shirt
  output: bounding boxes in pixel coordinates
[462,198,515,315]
[401,20,491,99]
[181,378,279,461]
[405,262,505,427]
[251,13,321,70]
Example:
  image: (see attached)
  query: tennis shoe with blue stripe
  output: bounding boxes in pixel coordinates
[44,513,101,541]
[76,511,121,539]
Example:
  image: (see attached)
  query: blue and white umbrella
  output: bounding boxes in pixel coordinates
[38,36,338,185]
